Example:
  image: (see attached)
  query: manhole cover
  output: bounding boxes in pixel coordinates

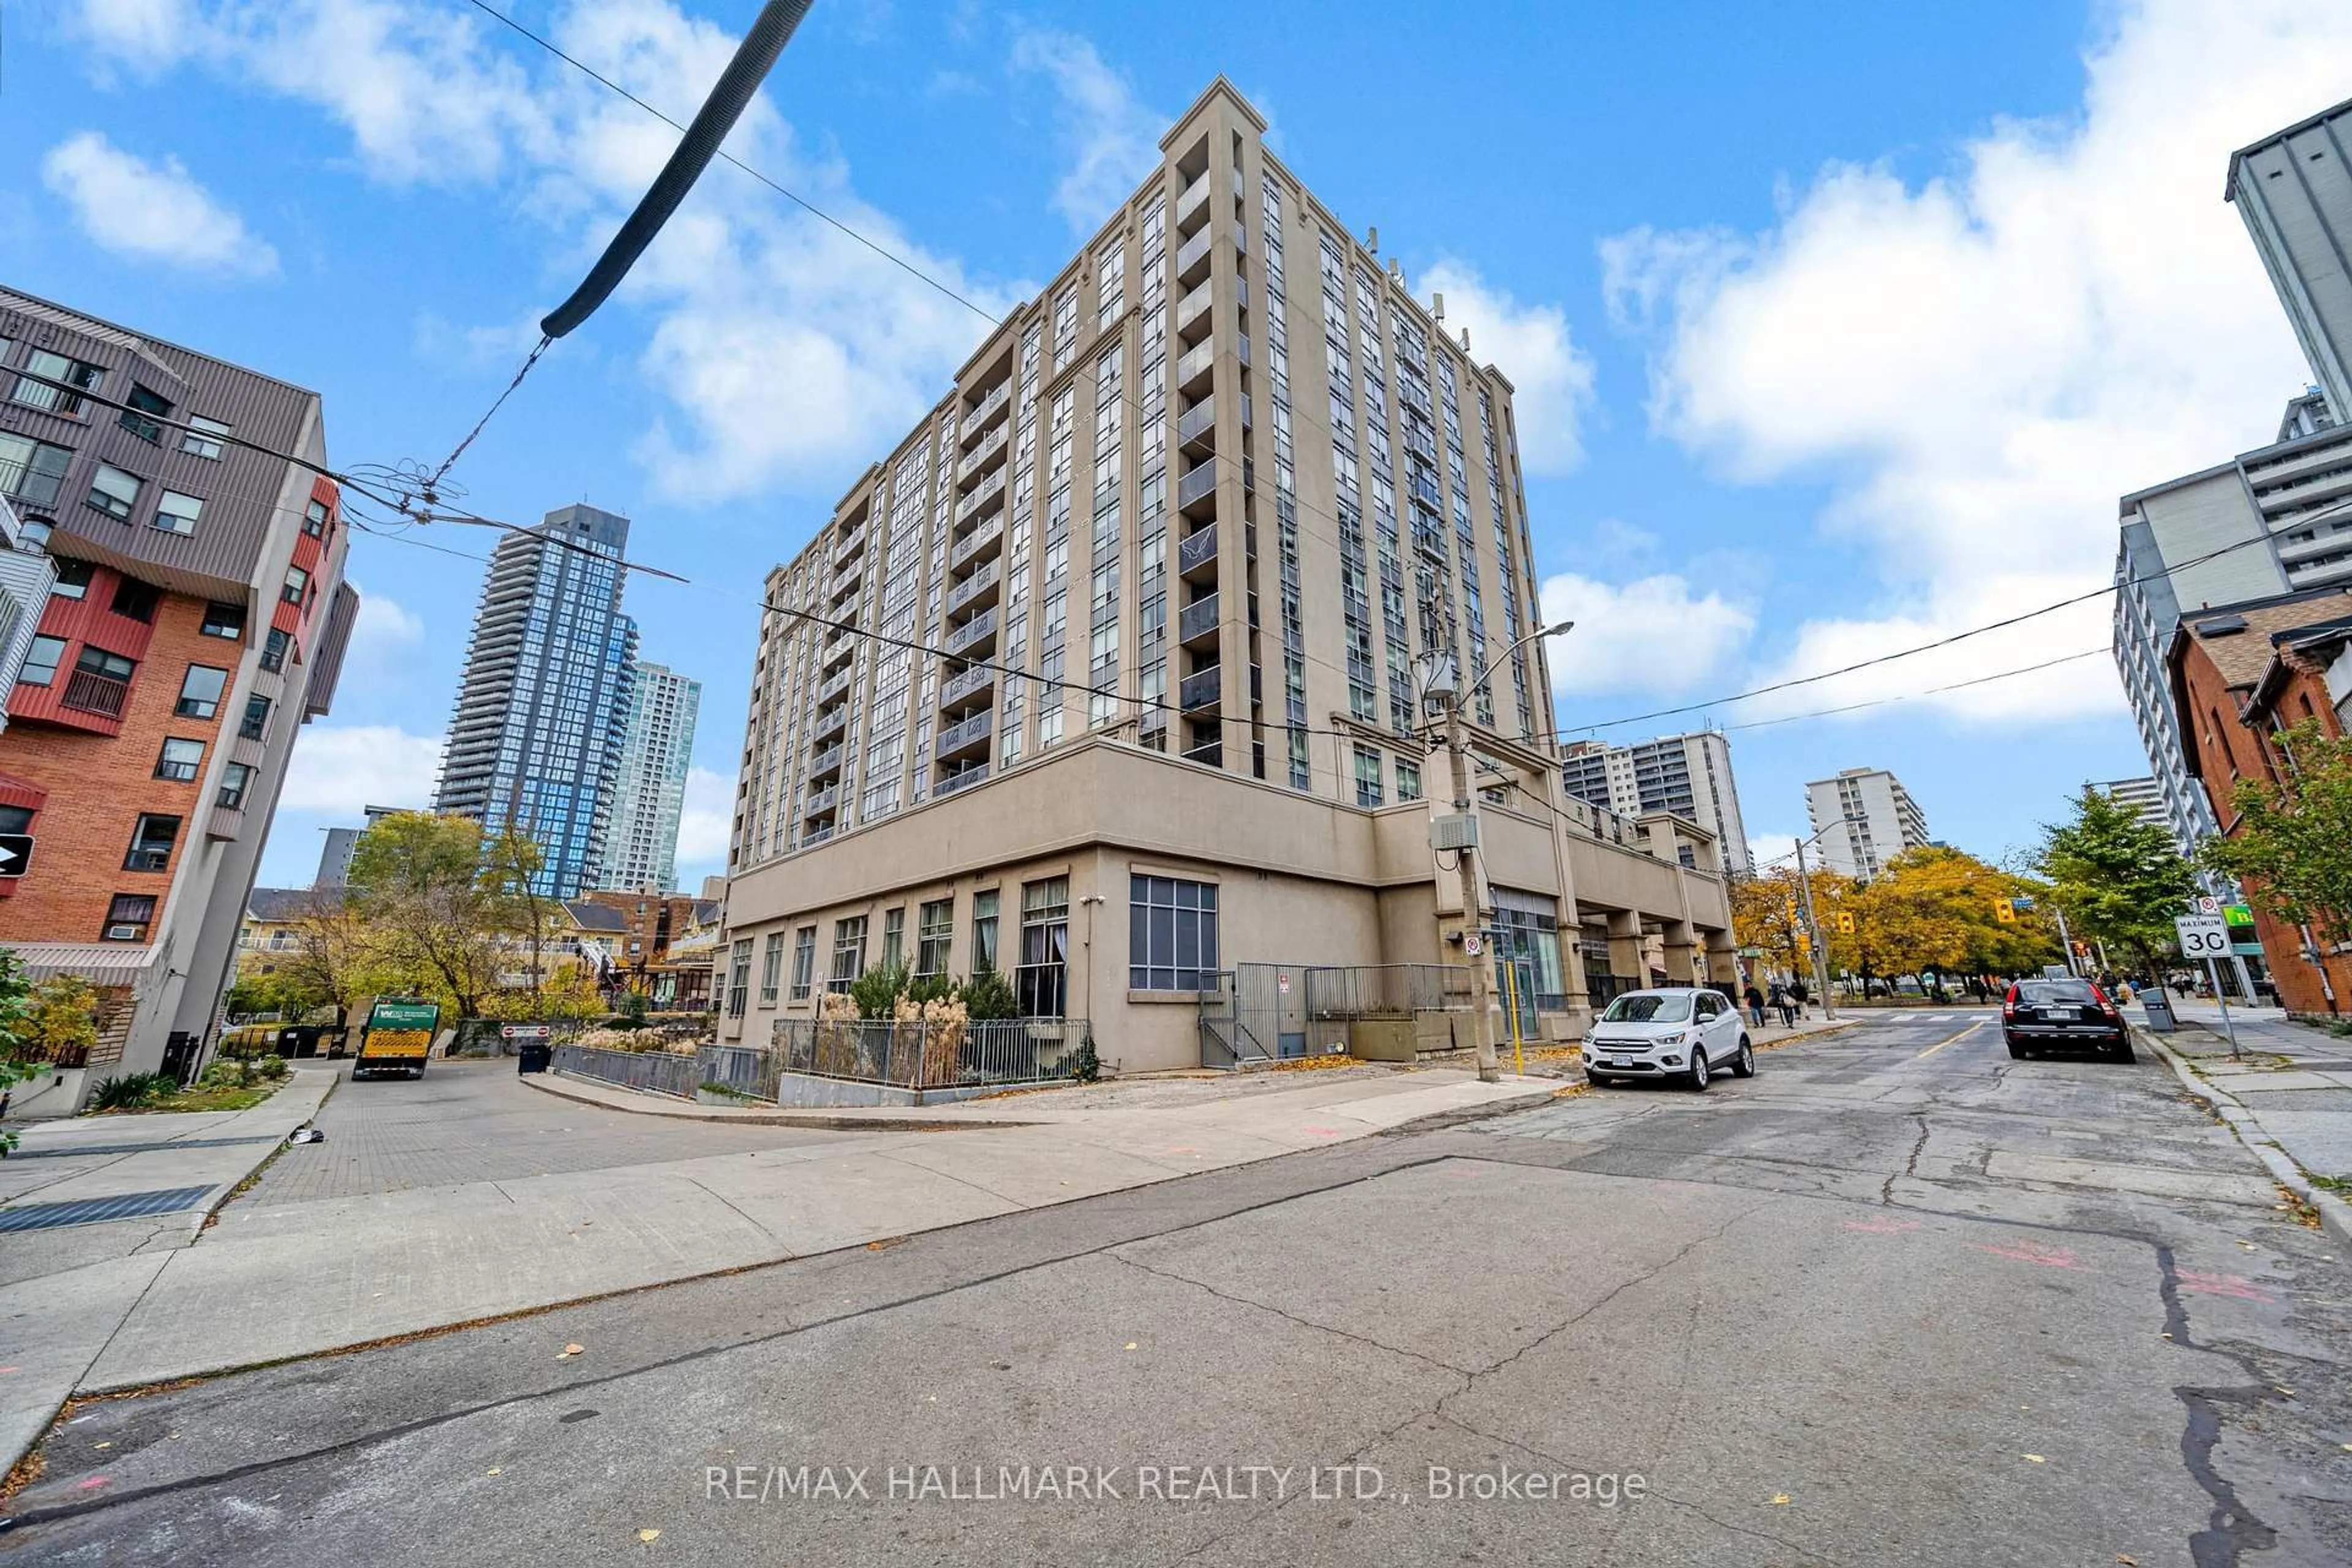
[0,1185,216,1232]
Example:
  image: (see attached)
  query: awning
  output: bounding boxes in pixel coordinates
[10,941,162,989]
[0,769,50,813]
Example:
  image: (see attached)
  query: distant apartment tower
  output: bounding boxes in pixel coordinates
[590,660,701,893]
[1560,730,1751,873]
[2227,96,2352,422]
[2092,776,2171,835]
[1806,768,1929,880]
[0,285,357,1087]
[434,504,636,898]
[314,803,400,888]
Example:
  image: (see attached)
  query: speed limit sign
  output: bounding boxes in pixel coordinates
[2175,914,2231,959]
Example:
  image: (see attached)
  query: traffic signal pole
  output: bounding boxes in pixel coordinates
[1792,837,1838,1021]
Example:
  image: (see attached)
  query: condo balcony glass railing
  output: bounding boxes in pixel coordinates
[950,518,1004,570]
[1177,459,1218,512]
[1175,172,1210,230]
[937,762,990,797]
[1177,523,1219,578]
[937,709,993,759]
[1179,665,1221,710]
[944,606,999,657]
[1178,592,1219,646]
[807,744,845,777]
[944,562,1001,616]
[941,663,996,708]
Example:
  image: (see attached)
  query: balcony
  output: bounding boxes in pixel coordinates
[807,744,845,778]
[1175,171,1210,232]
[937,762,990,797]
[811,706,848,744]
[950,517,1004,571]
[1178,592,1220,648]
[829,523,864,569]
[958,422,1008,484]
[1175,226,1215,287]
[937,709,993,763]
[944,606,998,658]
[1176,459,1219,516]
[956,468,1006,524]
[940,662,996,714]
[1177,523,1219,581]
[959,382,1011,446]
[829,559,862,601]
[816,669,853,706]
[945,561,1001,617]
[820,630,856,673]
[1175,338,1217,398]
[1177,396,1217,452]
[1175,280,1212,340]
[61,669,129,718]
[1180,665,1221,712]
[803,786,838,818]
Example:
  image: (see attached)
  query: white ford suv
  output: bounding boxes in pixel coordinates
[1584,987,1754,1091]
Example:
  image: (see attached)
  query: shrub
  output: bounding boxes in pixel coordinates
[959,967,1018,1021]
[848,962,908,1020]
[904,971,954,1007]
[89,1072,171,1110]
[1068,1033,1101,1084]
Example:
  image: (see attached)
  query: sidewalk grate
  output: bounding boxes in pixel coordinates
[7,1135,282,1161]
[0,1185,216,1233]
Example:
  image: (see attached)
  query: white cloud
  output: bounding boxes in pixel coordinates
[1747,831,1800,872]
[1423,259,1597,475]
[41,130,276,274]
[70,0,1012,499]
[673,764,734,867]
[1009,26,1162,235]
[1600,0,2352,721]
[281,724,443,815]
[1539,571,1755,698]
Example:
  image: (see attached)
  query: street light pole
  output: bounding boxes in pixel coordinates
[1791,835,1838,1022]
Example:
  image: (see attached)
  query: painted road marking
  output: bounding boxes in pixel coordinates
[1913,1019,1985,1060]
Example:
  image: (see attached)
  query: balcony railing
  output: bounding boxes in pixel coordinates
[1175,171,1210,229]
[951,518,1003,571]
[807,744,845,777]
[937,709,993,759]
[937,763,990,797]
[1175,280,1212,337]
[1175,338,1216,391]
[959,382,1011,443]
[1178,593,1220,646]
[1175,226,1213,283]
[956,469,1006,523]
[944,561,1001,616]
[941,663,995,707]
[959,421,1008,481]
[1177,524,1219,578]
[803,786,838,818]
[61,669,129,718]
[1178,396,1217,449]
[944,606,998,657]
[1180,666,1221,710]
[816,670,852,706]
[1176,459,1218,512]
[811,707,848,743]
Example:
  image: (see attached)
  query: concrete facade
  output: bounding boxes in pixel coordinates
[592,660,699,894]
[2228,96,2352,421]
[0,284,355,1085]
[433,504,638,899]
[718,81,1730,1071]
[1560,729,1751,874]
[1804,767,1929,880]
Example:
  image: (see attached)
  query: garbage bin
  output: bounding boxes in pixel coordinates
[517,1042,554,1074]
[2140,988,2177,1033]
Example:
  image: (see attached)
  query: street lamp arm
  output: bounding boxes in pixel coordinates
[1466,619,1574,694]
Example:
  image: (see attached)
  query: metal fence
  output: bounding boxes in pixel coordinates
[699,1043,781,1100]
[769,1016,1089,1090]
[1303,963,1470,1019]
[553,1043,700,1099]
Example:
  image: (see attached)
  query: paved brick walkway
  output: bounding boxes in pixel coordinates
[238,1059,844,1205]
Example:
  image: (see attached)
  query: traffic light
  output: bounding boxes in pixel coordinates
[1994,899,2016,924]
[1835,911,1855,935]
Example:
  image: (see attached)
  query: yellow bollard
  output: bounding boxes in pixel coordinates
[1504,958,1525,1077]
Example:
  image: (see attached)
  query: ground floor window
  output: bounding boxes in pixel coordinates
[971,889,1000,973]
[726,940,752,1019]
[830,916,867,992]
[790,926,816,999]
[760,932,783,1006]
[1017,877,1069,1016]
[1493,888,1567,1009]
[917,897,953,976]
[1129,874,1218,990]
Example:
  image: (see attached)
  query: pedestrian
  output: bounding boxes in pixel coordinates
[1788,977,1809,1019]
[1743,982,1766,1028]
[1770,982,1796,1029]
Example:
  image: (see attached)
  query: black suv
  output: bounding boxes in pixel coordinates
[2002,978,2131,1062]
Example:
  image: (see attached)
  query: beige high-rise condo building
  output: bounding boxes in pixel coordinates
[1805,767,1931,880]
[719,81,1733,1071]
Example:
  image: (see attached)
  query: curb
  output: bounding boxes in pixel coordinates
[2136,1024,2352,1256]
[522,1071,1046,1133]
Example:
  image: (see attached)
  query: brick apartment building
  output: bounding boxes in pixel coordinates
[0,285,357,1087]
[575,888,722,1011]
[2169,586,2352,1014]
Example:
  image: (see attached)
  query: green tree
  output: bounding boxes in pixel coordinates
[346,812,505,1018]
[24,974,101,1062]
[2200,718,2352,946]
[2034,786,2200,973]
[0,950,48,1152]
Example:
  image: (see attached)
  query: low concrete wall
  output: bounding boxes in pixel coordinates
[5,1065,87,1119]
[773,1070,1051,1108]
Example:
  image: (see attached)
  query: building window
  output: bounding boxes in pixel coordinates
[829,916,867,991]
[1128,875,1219,990]
[155,737,205,782]
[1493,888,1567,1011]
[153,490,203,536]
[971,889,1000,973]
[65,646,135,715]
[916,897,953,976]
[239,693,272,741]
[52,559,92,600]
[124,813,181,872]
[119,385,173,443]
[0,432,72,510]
[0,805,33,837]
[1396,759,1422,802]
[303,499,330,537]
[216,761,252,810]
[760,931,784,1006]
[13,350,102,415]
[727,939,752,1018]
[281,565,309,605]
[1354,744,1384,807]
[790,925,816,1000]
[261,627,292,672]
[183,415,230,460]
[86,463,142,521]
[110,576,159,623]
[200,601,245,639]
[18,635,64,687]
[883,907,905,968]
[103,894,156,943]
[1017,877,1069,1017]
[177,664,228,720]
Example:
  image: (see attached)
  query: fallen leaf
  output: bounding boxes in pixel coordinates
[2023,1454,2046,1464]
[1768,1494,1790,1506]
[486,1468,502,1476]
[2276,1387,2295,1397]
[2118,1555,2139,1566]
[93,1442,110,1450]
[638,1528,660,1543]
[1124,1342,1139,1351]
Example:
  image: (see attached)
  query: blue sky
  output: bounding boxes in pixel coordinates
[2,0,2344,889]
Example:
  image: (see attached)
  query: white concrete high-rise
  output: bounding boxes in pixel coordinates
[2228,96,2352,421]
[1805,768,1929,880]
[1561,730,1751,874]
[592,662,701,894]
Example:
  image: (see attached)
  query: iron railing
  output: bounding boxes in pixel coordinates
[766,1016,1088,1090]
[1303,963,1472,1019]
[553,1044,699,1099]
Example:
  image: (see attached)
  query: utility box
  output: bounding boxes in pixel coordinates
[2140,989,2177,1033]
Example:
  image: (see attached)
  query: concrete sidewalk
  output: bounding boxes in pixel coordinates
[2132,995,2352,1248]
[59,1067,1556,1409]
[0,1069,335,1479]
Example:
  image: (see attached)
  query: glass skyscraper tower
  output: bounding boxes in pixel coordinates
[434,503,636,897]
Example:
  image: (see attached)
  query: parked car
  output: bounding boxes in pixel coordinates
[2002,978,2132,1061]
[1585,987,1753,1091]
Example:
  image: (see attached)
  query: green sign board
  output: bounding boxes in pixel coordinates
[368,1000,440,1032]
[2224,903,2254,925]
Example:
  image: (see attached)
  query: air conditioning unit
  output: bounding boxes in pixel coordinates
[1430,813,1478,851]
[106,924,143,941]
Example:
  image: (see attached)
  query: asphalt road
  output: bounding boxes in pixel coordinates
[7,1009,2348,1566]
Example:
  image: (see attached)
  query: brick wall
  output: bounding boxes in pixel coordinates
[0,575,233,944]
